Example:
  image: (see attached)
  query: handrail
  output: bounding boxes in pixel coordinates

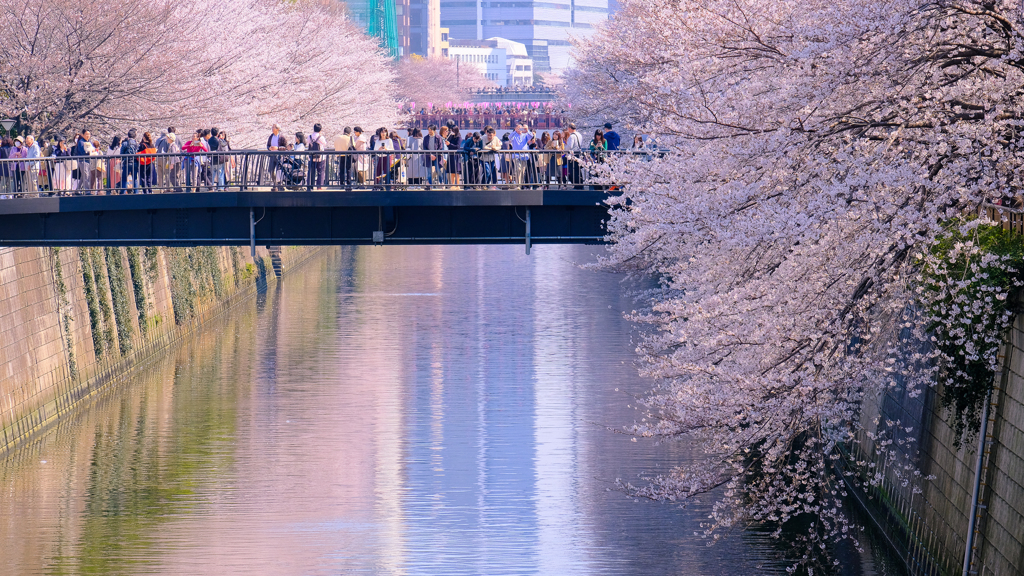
[0,149,648,198]
[978,201,1024,235]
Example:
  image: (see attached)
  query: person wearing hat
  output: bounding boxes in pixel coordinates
[11,136,28,194]
[603,122,620,151]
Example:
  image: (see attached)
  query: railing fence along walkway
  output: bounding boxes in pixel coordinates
[0,150,651,250]
[0,149,638,198]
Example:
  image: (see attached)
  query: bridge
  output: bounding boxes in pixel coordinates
[0,149,624,254]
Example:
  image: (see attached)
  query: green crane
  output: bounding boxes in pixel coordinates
[367,0,400,59]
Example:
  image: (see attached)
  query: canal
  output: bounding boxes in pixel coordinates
[1,245,894,575]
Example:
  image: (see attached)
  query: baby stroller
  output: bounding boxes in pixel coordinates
[278,156,306,190]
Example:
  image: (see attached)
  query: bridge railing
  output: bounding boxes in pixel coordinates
[0,149,645,198]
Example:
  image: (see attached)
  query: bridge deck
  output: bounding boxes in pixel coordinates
[0,189,612,247]
[0,150,626,247]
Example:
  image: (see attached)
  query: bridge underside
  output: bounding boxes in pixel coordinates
[0,189,610,247]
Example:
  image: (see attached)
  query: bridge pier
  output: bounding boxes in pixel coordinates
[525,208,531,255]
[250,207,256,258]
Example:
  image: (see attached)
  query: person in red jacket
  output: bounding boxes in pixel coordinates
[181,130,208,193]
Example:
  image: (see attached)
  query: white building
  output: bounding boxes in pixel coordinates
[447,37,534,86]
[439,0,609,74]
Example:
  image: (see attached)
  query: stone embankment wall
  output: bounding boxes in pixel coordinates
[855,317,1024,575]
[0,245,318,456]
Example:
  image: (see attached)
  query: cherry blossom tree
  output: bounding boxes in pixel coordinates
[566,0,1024,564]
[0,0,402,145]
[395,55,493,110]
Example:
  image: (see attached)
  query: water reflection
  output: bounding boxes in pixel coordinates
[2,245,878,575]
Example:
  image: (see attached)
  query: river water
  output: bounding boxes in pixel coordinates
[1,245,893,575]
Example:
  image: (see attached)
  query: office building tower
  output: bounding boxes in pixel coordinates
[439,0,608,75]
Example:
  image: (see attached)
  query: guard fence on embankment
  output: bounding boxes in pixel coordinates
[845,202,1024,576]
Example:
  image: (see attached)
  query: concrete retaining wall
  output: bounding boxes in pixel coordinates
[856,317,1024,575]
[0,245,319,456]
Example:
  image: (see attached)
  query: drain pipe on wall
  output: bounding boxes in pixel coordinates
[961,329,1012,576]
[961,388,991,576]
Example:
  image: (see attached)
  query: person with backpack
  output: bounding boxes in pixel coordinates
[335,127,356,188]
[306,123,326,190]
[209,127,227,191]
[564,123,584,189]
[119,129,140,192]
[461,131,482,185]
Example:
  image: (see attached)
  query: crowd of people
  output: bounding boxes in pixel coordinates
[0,120,644,197]
[334,120,632,188]
[470,86,558,95]
[406,102,565,131]
[0,126,239,196]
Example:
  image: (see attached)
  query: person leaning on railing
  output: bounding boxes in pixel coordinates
[461,131,482,185]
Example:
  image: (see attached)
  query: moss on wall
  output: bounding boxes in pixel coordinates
[88,247,117,355]
[126,247,148,339]
[230,247,242,288]
[79,248,105,357]
[104,247,134,356]
[50,248,78,381]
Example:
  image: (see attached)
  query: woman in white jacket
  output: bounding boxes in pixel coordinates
[354,127,370,185]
